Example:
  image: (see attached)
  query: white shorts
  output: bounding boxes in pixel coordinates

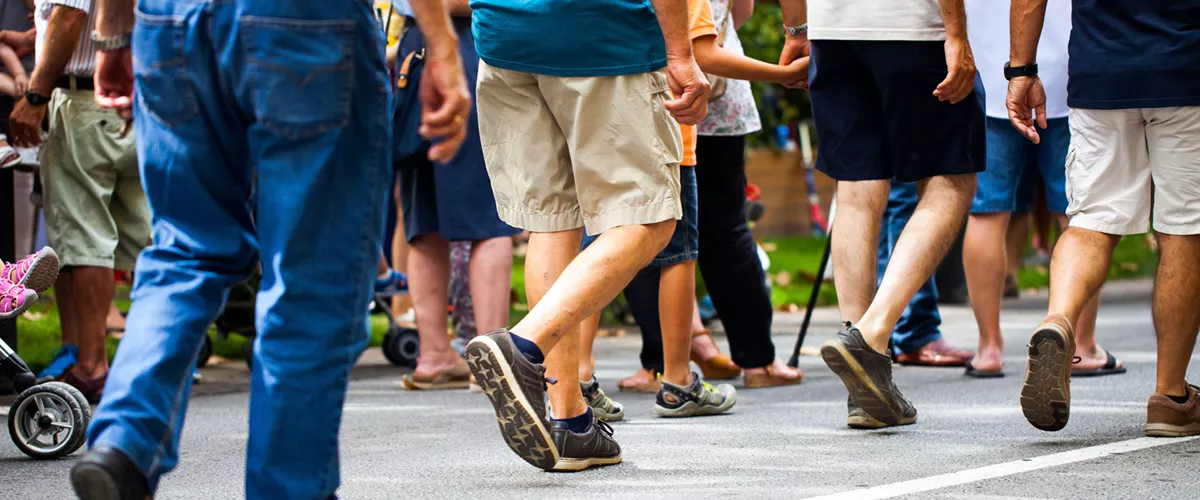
[1066,106,1200,235]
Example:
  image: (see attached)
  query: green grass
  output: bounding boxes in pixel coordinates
[13,234,1158,371]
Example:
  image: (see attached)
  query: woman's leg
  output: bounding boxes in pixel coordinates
[468,236,513,333]
[407,233,461,376]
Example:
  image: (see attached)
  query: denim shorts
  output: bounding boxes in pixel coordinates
[581,165,698,266]
[972,117,1069,214]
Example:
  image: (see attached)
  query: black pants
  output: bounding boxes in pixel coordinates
[625,134,776,371]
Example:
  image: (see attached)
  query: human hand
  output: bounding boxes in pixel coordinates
[782,56,809,89]
[13,75,27,97]
[933,36,976,104]
[418,40,471,163]
[1007,75,1047,144]
[9,97,46,147]
[94,47,134,120]
[779,34,809,89]
[5,29,36,59]
[664,55,710,125]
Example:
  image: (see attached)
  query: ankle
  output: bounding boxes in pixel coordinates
[661,370,690,387]
[1156,382,1191,398]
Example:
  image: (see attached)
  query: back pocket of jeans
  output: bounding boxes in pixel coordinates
[134,12,199,127]
[241,16,355,139]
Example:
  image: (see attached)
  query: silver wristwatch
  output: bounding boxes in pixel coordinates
[784,23,808,37]
[91,30,131,51]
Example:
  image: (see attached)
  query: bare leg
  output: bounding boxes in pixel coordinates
[523,229,586,420]
[64,267,116,378]
[1007,212,1030,279]
[659,261,695,386]
[391,184,414,316]
[512,221,675,352]
[56,269,80,349]
[831,179,890,325]
[1046,227,1120,326]
[964,212,1011,371]
[690,299,723,361]
[1046,214,1117,370]
[408,234,462,376]
[468,236,514,333]
[858,174,976,352]
[578,313,601,382]
[1151,234,1200,397]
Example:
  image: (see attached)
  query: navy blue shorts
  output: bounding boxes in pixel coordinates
[809,40,986,183]
[581,165,698,267]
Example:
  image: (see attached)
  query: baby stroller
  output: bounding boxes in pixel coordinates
[203,268,419,370]
[2,336,90,459]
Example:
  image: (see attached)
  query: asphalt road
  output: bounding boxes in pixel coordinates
[3,279,1198,499]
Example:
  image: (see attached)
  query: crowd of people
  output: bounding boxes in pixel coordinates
[0,0,1193,498]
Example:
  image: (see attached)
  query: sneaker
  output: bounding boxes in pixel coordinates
[654,372,737,418]
[36,345,79,383]
[846,394,915,429]
[71,447,152,500]
[1020,314,1075,432]
[581,376,624,422]
[465,330,558,470]
[820,322,917,427]
[550,415,622,471]
[1145,384,1200,437]
[374,270,409,296]
[3,247,59,294]
[0,278,37,320]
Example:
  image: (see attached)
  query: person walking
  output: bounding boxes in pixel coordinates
[777,0,984,429]
[69,0,471,498]
[9,0,151,403]
[1008,0,1200,435]
[463,0,711,472]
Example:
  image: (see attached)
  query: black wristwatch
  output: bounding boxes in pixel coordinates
[1003,62,1038,81]
[24,90,51,106]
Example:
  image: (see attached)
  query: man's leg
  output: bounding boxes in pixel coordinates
[963,212,1011,372]
[63,267,115,380]
[524,228,588,422]
[407,233,466,380]
[468,236,514,333]
[1151,234,1200,397]
[578,312,600,382]
[857,174,975,351]
[832,180,890,327]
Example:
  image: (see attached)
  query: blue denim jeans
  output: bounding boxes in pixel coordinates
[878,181,942,354]
[87,1,392,498]
[972,117,1070,214]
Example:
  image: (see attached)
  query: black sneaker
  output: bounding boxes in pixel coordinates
[653,372,737,417]
[846,393,915,429]
[70,447,151,500]
[465,330,558,470]
[581,377,624,422]
[550,415,622,472]
[821,323,916,427]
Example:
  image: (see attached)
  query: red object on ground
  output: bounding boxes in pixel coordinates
[746,184,762,202]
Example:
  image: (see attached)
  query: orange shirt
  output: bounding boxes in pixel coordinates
[680,0,717,166]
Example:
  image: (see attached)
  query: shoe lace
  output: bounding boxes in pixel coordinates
[593,419,614,438]
[1073,356,1082,364]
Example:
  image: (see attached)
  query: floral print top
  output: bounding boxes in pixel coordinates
[697,0,763,137]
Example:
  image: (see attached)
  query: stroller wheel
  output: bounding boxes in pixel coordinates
[197,334,213,368]
[382,327,419,368]
[8,383,88,459]
[41,382,91,454]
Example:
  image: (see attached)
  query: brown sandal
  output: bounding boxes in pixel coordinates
[617,369,661,393]
[690,329,741,380]
[400,362,471,390]
[743,362,803,389]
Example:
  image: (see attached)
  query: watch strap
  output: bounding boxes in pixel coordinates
[91,30,131,52]
[1003,62,1038,80]
[784,24,808,37]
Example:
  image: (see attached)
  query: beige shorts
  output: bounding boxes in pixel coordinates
[1066,106,1200,236]
[475,61,683,236]
[40,89,150,270]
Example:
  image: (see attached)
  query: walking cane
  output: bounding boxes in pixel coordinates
[787,230,831,368]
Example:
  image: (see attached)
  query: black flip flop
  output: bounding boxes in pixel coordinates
[964,356,1005,379]
[1071,349,1127,377]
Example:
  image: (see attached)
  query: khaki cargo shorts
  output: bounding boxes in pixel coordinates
[1066,106,1200,236]
[40,89,150,270]
[475,61,683,236]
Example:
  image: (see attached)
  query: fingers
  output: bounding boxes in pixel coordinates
[665,90,706,125]
[428,126,466,163]
[10,123,40,148]
[1036,104,1048,130]
[933,70,972,104]
[1008,112,1041,144]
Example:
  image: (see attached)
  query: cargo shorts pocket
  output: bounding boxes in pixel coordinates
[645,71,683,166]
[133,12,199,127]
[242,16,355,139]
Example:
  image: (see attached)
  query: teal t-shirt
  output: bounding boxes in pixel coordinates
[469,0,667,77]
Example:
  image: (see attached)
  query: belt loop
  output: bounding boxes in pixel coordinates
[68,75,77,91]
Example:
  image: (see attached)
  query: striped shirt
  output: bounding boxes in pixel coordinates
[34,0,96,77]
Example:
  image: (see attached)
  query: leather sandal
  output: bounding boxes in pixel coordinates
[690,329,741,380]
[617,369,661,393]
[743,362,803,389]
[400,361,471,390]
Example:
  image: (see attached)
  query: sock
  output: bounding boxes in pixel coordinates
[509,333,544,364]
[1168,393,1191,405]
[553,407,593,433]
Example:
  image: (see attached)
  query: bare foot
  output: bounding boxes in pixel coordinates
[690,332,722,362]
[618,368,660,393]
[970,346,1004,373]
[743,358,802,388]
[1074,344,1124,372]
[412,354,465,379]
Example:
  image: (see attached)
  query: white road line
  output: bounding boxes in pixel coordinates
[805,436,1200,500]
